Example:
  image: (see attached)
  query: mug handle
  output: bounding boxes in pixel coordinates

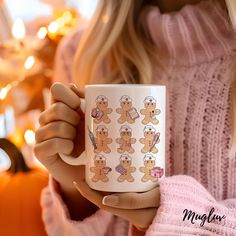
[59,99,86,166]
[59,151,86,166]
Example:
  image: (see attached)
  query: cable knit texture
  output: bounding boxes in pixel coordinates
[42,1,236,235]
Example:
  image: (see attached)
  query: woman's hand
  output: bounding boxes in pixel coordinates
[34,82,85,186]
[34,82,98,220]
[73,179,160,231]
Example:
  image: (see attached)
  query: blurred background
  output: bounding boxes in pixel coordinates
[0,0,98,169]
[0,0,97,235]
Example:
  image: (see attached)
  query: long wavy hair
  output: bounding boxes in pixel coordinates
[73,0,236,156]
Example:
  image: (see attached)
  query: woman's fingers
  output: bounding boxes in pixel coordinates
[34,138,74,163]
[73,180,158,230]
[50,82,81,109]
[69,83,85,98]
[73,180,160,210]
[102,188,160,209]
[35,83,85,167]
[39,102,80,126]
[35,121,77,143]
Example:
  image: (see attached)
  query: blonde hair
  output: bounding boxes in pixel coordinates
[73,0,157,87]
[73,0,236,156]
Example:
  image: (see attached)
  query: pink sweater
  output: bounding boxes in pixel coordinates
[42,1,236,235]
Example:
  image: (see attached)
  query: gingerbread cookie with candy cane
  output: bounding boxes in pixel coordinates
[90,154,111,182]
[91,95,112,124]
[116,95,139,124]
[140,96,160,125]
[139,154,158,182]
[94,125,112,154]
[116,125,136,154]
[139,125,160,154]
[115,154,136,182]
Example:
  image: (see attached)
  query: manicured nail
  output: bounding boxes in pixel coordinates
[73,181,78,188]
[102,195,119,206]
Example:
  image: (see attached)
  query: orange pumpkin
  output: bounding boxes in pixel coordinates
[0,138,48,236]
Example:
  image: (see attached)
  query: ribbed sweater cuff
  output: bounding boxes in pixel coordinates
[40,177,114,236]
[146,175,236,236]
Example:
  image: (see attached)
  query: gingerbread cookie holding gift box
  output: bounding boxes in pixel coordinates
[115,154,136,182]
[139,154,158,182]
[90,154,112,182]
[140,96,160,125]
[116,125,136,154]
[94,125,112,154]
[116,95,139,124]
[139,125,160,154]
[91,95,112,124]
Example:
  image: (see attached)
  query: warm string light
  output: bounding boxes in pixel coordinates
[54,11,73,29]
[2,19,37,102]
[24,56,35,70]
[0,88,8,100]
[0,11,78,154]
[0,85,12,100]
[1,10,76,102]
[56,17,65,28]
[47,10,77,39]
[0,55,35,100]
[11,18,26,40]
[63,11,73,23]
[24,129,35,145]
[48,21,60,34]
[37,27,47,40]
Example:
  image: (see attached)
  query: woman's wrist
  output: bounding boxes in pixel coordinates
[59,182,98,221]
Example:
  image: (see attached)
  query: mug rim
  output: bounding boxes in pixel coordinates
[85,84,166,88]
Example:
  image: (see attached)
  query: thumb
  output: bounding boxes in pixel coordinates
[102,187,160,209]
[50,82,82,110]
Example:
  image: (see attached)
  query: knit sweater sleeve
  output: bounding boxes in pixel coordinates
[145,175,236,236]
[40,177,116,236]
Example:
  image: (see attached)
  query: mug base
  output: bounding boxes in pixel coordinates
[86,180,161,193]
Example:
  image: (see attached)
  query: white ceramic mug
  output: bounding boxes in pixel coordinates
[60,84,166,192]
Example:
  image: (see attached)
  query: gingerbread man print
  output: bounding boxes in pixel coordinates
[90,154,111,182]
[115,154,136,182]
[140,96,160,125]
[139,154,158,182]
[116,125,136,154]
[116,95,139,124]
[139,125,160,154]
[91,95,112,124]
[94,125,112,154]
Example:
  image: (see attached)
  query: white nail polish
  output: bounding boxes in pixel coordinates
[102,195,119,206]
